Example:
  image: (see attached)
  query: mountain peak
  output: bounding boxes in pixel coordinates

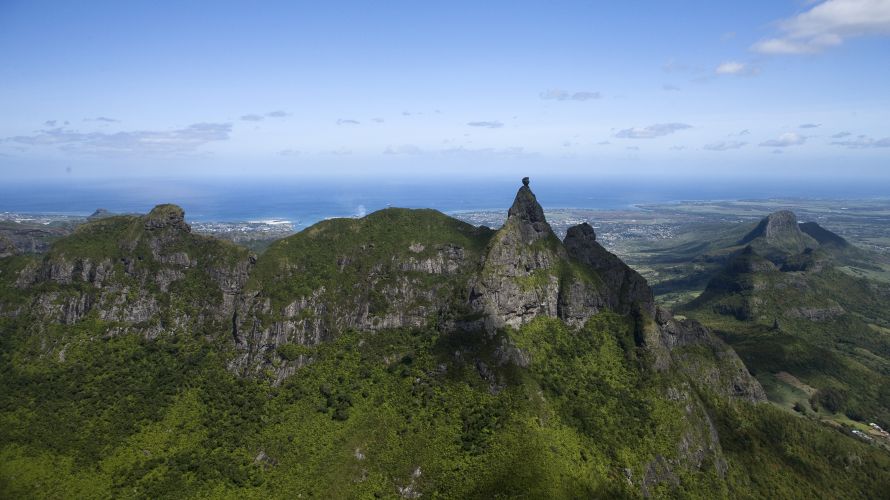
[506,178,552,242]
[762,210,799,238]
[144,204,190,232]
[738,210,812,256]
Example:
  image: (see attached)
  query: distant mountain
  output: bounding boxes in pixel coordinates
[682,211,890,436]
[1,186,888,498]
[737,210,817,260]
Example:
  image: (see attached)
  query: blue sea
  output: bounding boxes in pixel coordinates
[1,176,884,229]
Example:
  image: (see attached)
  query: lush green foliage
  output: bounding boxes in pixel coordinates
[684,266,890,429]
[3,207,890,498]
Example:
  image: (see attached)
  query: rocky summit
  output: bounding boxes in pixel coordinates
[0,180,887,499]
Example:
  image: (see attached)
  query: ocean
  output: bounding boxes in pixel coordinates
[0,176,883,229]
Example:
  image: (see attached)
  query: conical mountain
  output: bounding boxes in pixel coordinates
[738,210,816,259]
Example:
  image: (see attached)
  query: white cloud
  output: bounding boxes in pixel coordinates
[336,119,360,125]
[85,116,120,123]
[830,134,890,148]
[615,123,692,139]
[753,0,890,54]
[5,123,231,155]
[539,89,601,101]
[799,123,821,129]
[715,61,745,75]
[759,132,807,147]
[383,144,423,155]
[440,146,535,158]
[467,121,503,129]
[703,141,747,151]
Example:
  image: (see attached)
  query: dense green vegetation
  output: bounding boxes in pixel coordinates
[684,265,890,430]
[2,204,889,498]
[2,309,888,498]
[249,208,494,313]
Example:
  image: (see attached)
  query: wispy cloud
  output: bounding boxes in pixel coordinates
[467,121,503,129]
[832,131,851,138]
[278,149,301,156]
[539,89,602,101]
[371,117,385,123]
[715,61,744,74]
[336,119,361,125]
[662,84,680,91]
[85,116,120,123]
[715,61,760,76]
[662,59,695,73]
[703,140,747,151]
[440,146,535,158]
[615,123,692,139]
[830,134,890,148]
[752,0,890,55]
[5,123,232,155]
[241,110,290,122]
[799,123,821,129]
[383,144,423,155]
[759,132,806,147]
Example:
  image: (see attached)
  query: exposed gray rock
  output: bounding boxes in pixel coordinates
[0,234,16,258]
[563,222,655,317]
[655,307,767,403]
[144,204,191,232]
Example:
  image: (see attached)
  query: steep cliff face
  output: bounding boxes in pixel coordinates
[11,205,252,346]
[231,208,494,381]
[563,222,655,317]
[472,185,568,329]
[654,308,766,403]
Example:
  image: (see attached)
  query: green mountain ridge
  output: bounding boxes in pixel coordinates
[1,183,888,498]
[681,211,890,437]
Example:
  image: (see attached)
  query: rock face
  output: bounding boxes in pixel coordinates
[563,222,655,317]
[0,234,16,258]
[473,183,566,329]
[16,205,251,345]
[144,204,191,232]
[655,307,766,403]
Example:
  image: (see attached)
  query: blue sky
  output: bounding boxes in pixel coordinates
[1,0,889,182]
